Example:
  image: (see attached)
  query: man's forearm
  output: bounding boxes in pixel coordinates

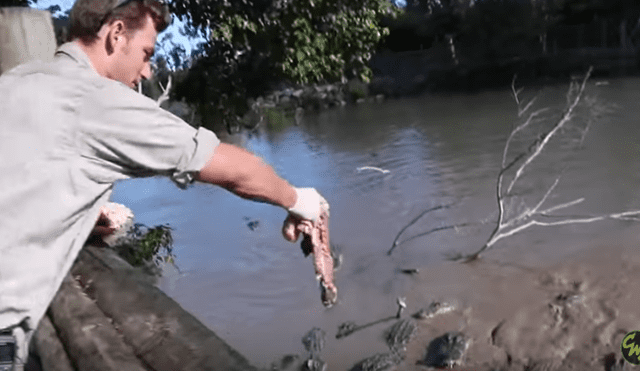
[227,159,297,208]
[196,143,297,209]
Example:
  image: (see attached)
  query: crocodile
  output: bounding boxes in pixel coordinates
[350,352,403,371]
[385,319,417,352]
[412,301,456,320]
[345,319,416,371]
[301,327,326,371]
[421,331,469,368]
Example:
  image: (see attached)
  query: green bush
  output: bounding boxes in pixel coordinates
[111,223,177,275]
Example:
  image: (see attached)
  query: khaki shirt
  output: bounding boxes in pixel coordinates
[0,42,219,331]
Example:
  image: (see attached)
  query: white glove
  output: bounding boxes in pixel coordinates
[287,187,329,222]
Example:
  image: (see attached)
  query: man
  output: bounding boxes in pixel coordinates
[0,0,327,369]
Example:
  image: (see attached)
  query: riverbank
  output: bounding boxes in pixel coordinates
[253,229,640,371]
[161,46,639,136]
[34,233,639,371]
[390,230,640,371]
[369,47,639,97]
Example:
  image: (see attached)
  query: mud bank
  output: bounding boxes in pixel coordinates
[389,232,640,371]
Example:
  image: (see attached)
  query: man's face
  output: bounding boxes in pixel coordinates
[108,15,157,89]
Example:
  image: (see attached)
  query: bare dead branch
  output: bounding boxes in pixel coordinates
[156,75,172,107]
[386,222,475,256]
[387,204,453,255]
[510,177,560,225]
[511,74,522,106]
[456,66,617,262]
[392,66,630,264]
[502,108,550,169]
[519,97,539,117]
[540,198,584,215]
[512,74,539,117]
[491,83,554,240]
[490,209,640,246]
[507,66,593,194]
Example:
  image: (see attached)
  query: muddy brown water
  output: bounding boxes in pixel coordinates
[111,76,640,370]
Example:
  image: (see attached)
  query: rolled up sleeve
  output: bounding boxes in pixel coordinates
[78,81,219,188]
[171,126,219,187]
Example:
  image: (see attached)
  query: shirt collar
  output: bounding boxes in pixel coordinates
[55,41,100,76]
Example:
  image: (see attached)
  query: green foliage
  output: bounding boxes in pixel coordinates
[553,0,640,25]
[112,223,177,274]
[264,107,295,131]
[457,0,544,60]
[168,0,399,132]
[1,0,33,7]
[347,78,368,100]
[276,2,395,84]
[386,0,640,56]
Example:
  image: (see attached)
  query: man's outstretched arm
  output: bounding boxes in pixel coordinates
[195,143,297,209]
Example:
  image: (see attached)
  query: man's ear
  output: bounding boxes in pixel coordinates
[105,33,114,55]
[105,20,127,55]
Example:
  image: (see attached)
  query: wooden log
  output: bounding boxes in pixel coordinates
[47,275,149,371]
[70,245,257,371]
[33,314,75,371]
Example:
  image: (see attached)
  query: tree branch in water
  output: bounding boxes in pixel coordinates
[390,67,633,262]
[387,204,454,255]
[455,66,640,262]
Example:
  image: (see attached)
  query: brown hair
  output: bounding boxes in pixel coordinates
[68,0,171,45]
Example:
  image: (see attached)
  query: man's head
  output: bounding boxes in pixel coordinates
[68,0,171,88]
